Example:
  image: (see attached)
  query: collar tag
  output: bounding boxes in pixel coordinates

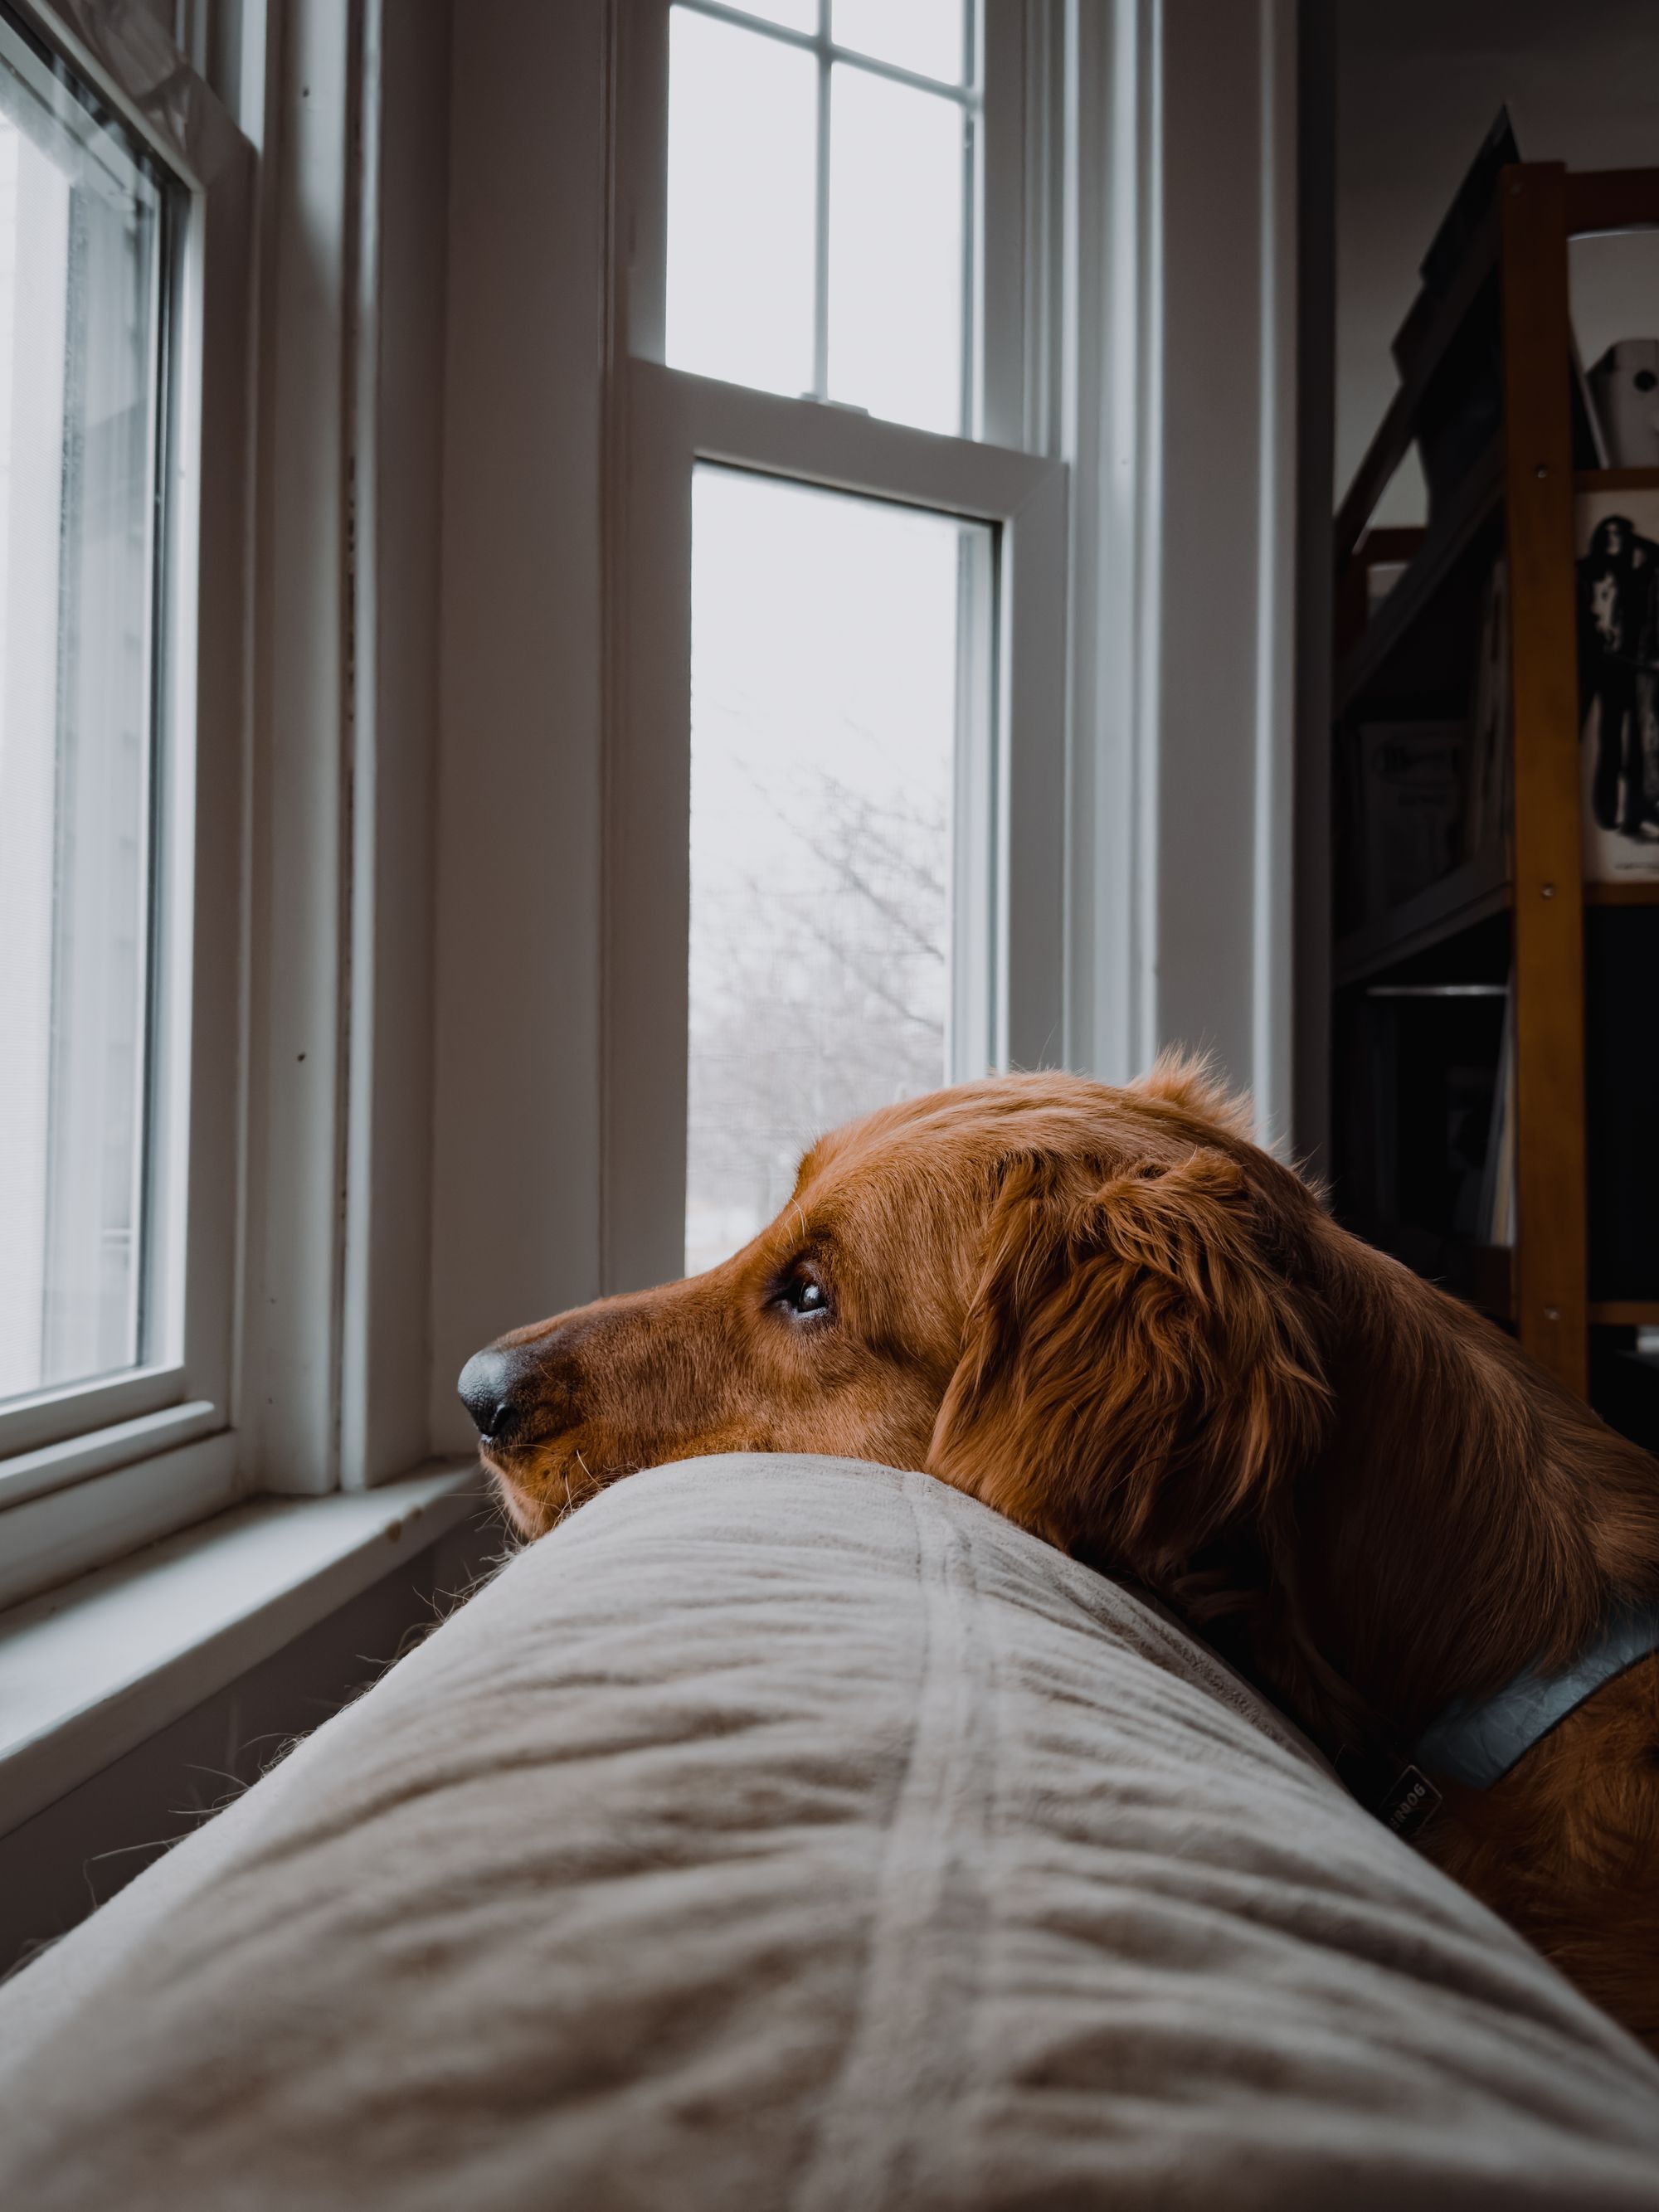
[1336,1745,1443,1840]
[1377,1763,1442,1840]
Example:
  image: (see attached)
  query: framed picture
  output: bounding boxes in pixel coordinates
[1577,486,1659,881]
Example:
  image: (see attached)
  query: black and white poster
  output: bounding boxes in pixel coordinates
[1578,490,1659,880]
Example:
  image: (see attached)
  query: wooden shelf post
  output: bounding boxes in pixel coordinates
[1501,164,1589,1396]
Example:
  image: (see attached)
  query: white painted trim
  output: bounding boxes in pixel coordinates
[239,0,355,1496]
[337,0,449,1489]
[978,0,1026,446]
[0,1400,218,1512]
[0,1367,188,1463]
[0,1432,240,1615]
[639,361,1053,515]
[0,1463,484,1839]
[1057,0,1160,1082]
[1002,455,1069,1072]
[241,0,451,1495]
[340,0,387,1491]
[23,0,223,189]
[618,0,669,366]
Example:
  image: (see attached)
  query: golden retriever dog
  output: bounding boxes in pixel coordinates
[458,1062,1659,2049]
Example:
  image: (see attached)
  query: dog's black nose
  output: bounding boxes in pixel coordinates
[458,1347,521,1441]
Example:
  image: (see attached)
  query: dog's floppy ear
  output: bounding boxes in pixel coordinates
[926,1146,1331,1581]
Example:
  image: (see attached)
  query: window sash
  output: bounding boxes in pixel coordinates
[603,360,1064,1297]
[625,0,1030,444]
[669,0,980,432]
[0,0,253,1598]
[0,1363,190,1464]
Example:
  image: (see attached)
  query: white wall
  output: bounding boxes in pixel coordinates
[428,0,608,1452]
[1337,0,1659,526]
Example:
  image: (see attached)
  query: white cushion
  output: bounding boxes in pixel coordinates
[1,1454,1657,2208]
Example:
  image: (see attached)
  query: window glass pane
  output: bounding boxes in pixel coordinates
[666,7,817,398]
[687,466,991,1273]
[722,0,817,29]
[0,29,168,1401]
[833,0,966,85]
[828,66,966,435]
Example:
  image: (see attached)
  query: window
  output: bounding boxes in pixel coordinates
[685,465,993,1269]
[0,16,172,1406]
[665,0,977,434]
[604,0,1063,1294]
[0,2,252,1608]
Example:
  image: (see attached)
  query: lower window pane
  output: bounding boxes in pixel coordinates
[0,33,168,1401]
[687,465,992,1273]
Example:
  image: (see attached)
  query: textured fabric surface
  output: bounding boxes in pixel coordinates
[2,1453,1657,2209]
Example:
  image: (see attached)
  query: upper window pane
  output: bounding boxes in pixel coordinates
[665,7,817,398]
[0,25,169,1402]
[687,466,992,1274]
[665,2,976,435]
[723,0,816,29]
[833,0,966,85]
[828,66,965,435]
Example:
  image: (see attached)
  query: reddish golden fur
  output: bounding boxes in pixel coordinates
[474,1063,1659,2047]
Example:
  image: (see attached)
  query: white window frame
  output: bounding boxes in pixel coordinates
[604,0,1067,1295]
[0,0,252,1608]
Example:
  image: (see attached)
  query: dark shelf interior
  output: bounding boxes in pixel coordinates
[1334,443,1503,721]
[1592,1340,1659,1457]
[1333,848,1511,989]
[1585,907,1659,1305]
[1331,977,1510,1279]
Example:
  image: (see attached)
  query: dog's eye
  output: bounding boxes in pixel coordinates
[777,1271,830,1321]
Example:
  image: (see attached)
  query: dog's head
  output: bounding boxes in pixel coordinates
[462,1057,1654,1748]
[460,1057,1333,1566]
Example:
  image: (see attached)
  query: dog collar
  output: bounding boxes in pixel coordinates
[1414,1602,1659,1791]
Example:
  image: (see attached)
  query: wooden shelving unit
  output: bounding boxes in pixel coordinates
[1331,163,1659,1401]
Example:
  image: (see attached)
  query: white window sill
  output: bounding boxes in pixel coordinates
[0,1461,486,1840]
